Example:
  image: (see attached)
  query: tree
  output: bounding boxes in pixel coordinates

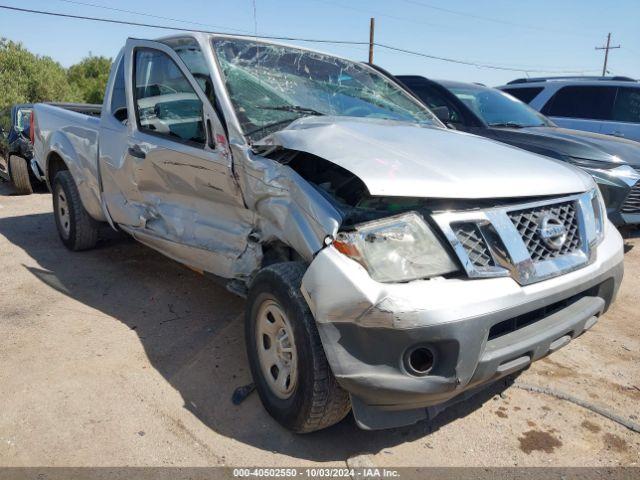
[0,39,112,111]
[0,38,80,110]
[67,55,112,104]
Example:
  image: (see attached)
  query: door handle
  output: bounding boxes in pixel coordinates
[610,131,625,138]
[128,145,146,159]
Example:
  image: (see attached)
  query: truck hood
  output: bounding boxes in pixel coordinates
[258,116,593,199]
[489,126,640,167]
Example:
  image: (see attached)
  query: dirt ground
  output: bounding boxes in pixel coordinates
[0,180,638,468]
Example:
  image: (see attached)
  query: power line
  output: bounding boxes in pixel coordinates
[54,0,250,33]
[311,0,447,29]
[313,0,590,38]
[375,42,597,74]
[0,4,368,45]
[0,4,599,74]
[396,0,593,38]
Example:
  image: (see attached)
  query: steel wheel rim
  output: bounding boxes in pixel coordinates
[56,185,71,238]
[255,299,298,399]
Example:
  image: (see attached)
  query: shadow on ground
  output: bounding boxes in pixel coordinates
[0,210,512,461]
[0,177,50,197]
[619,226,640,254]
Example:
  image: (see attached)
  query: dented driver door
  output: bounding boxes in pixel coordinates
[99,39,251,278]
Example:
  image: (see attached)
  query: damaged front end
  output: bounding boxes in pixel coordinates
[245,141,459,267]
[208,34,450,283]
[205,36,623,431]
[243,130,619,432]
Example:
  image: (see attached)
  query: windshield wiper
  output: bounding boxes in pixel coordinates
[256,104,325,116]
[246,105,325,138]
[488,122,526,129]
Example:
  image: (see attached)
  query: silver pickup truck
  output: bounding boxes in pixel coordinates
[32,33,624,432]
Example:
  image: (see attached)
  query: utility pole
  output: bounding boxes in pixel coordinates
[595,33,620,76]
[369,17,375,64]
[251,0,258,35]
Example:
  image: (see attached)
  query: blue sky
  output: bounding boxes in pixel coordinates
[0,0,638,86]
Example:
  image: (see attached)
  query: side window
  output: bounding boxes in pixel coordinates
[110,58,128,123]
[16,109,31,131]
[542,86,616,120]
[501,87,543,104]
[612,87,640,123]
[133,48,205,146]
[406,84,464,124]
[162,37,215,108]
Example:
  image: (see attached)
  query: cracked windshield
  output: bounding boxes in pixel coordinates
[213,38,437,140]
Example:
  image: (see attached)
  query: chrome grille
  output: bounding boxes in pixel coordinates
[433,191,593,286]
[453,223,494,268]
[621,181,640,214]
[509,201,581,262]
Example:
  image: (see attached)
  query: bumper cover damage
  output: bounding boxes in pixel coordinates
[300,224,624,430]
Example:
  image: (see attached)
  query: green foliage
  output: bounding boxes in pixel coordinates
[0,38,78,110]
[67,55,112,105]
[0,38,112,110]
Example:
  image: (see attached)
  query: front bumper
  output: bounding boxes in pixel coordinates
[301,221,624,430]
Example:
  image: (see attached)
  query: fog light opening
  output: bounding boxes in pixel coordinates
[405,347,435,376]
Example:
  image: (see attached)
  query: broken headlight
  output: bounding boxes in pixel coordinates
[333,212,458,283]
[592,187,606,245]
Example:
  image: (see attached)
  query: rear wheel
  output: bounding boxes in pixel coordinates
[9,155,34,195]
[245,262,351,433]
[52,170,99,251]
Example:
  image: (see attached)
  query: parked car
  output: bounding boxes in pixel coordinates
[0,103,101,194]
[395,76,640,227]
[0,104,37,194]
[496,76,640,143]
[32,34,623,432]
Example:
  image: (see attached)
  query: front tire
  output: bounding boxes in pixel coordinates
[52,170,99,251]
[245,262,351,433]
[9,155,34,195]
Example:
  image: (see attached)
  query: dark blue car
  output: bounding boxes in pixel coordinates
[0,103,36,194]
[396,76,640,227]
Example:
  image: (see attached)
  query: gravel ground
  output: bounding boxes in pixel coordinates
[0,181,638,468]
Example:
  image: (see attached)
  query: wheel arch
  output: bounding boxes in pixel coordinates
[46,151,69,189]
[260,240,307,270]
[44,136,106,222]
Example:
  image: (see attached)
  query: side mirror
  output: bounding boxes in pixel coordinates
[431,106,451,124]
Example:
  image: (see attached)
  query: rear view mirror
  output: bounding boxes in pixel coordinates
[431,106,451,123]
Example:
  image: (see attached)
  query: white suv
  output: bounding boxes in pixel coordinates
[498,77,640,143]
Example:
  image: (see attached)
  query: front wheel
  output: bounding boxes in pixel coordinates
[52,170,99,251]
[245,262,351,433]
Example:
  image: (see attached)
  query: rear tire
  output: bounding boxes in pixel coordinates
[245,262,351,433]
[9,155,34,195]
[52,170,99,251]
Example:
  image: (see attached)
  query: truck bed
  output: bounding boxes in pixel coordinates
[32,102,103,220]
[46,103,103,117]
[33,103,101,172]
